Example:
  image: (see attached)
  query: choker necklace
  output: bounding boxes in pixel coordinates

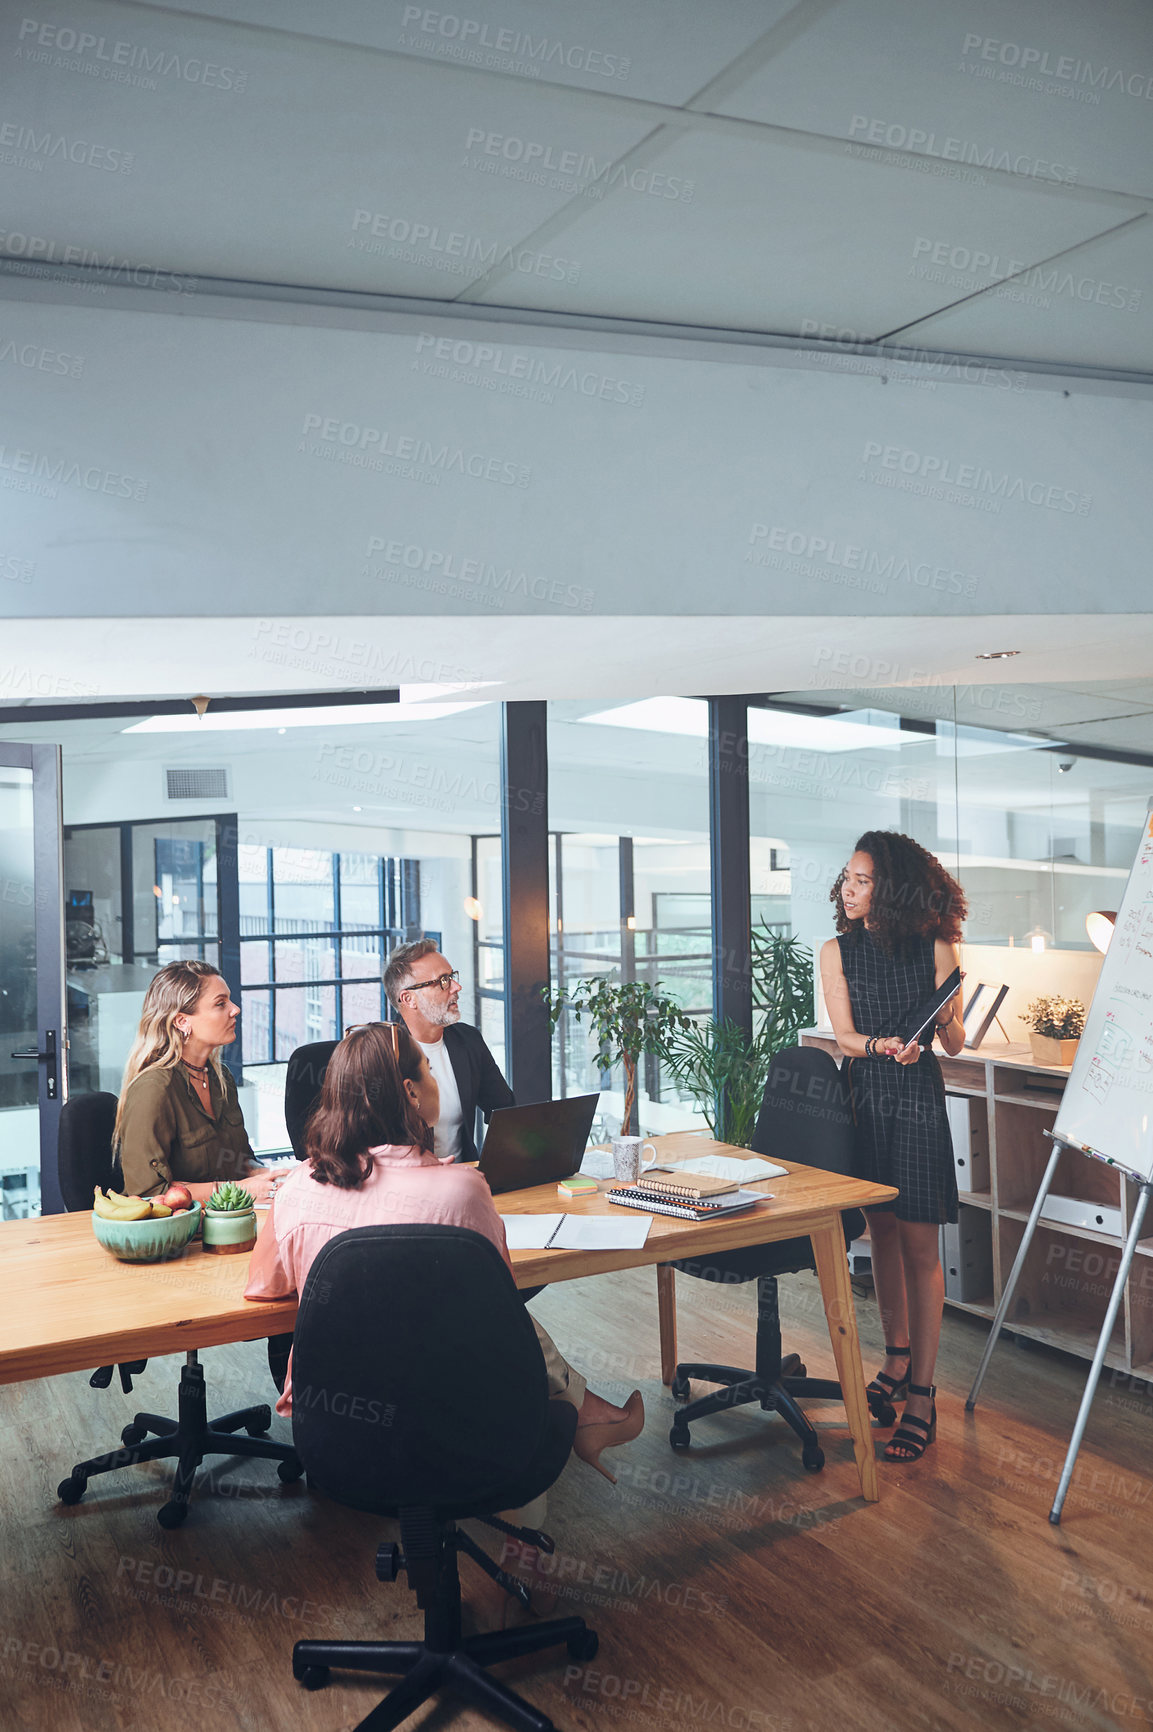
[183,1060,210,1078]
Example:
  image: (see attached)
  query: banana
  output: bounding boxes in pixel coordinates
[148,1201,173,1218]
[92,1188,152,1222]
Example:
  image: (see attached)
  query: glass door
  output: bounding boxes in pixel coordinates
[0,745,66,1217]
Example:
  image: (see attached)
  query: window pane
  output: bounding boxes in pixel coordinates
[547,701,711,1134]
[272,848,334,932]
[341,933,383,978]
[239,845,269,933]
[274,984,336,1058]
[241,940,271,986]
[242,989,271,1065]
[342,981,384,1027]
[273,935,337,984]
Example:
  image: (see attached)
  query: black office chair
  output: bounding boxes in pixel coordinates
[667,1044,877,1471]
[57,1091,148,1395]
[289,1224,597,1732]
[55,1091,303,1528]
[284,1039,338,1158]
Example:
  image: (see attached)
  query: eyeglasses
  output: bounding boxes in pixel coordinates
[403,970,460,995]
[344,1022,400,1057]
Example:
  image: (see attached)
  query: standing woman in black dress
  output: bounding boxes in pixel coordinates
[819,831,966,1462]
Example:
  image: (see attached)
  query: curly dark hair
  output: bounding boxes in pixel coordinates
[305,1022,434,1188]
[831,830,966,950]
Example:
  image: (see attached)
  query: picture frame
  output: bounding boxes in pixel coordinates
[963,982,1009,1049]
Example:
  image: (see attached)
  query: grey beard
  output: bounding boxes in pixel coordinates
[423,1000,462,1029]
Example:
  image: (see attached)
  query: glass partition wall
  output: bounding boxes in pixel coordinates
[547,701,714,1137]
[1,684,1150,1208]
[0,700,504,1187]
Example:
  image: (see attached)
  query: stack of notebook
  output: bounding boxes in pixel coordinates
[607,1169,770,1221]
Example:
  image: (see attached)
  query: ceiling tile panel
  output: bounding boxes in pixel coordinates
[140,0,790,104]
[469,124,1131,337]
[891,218,1153,372]
[2,1,658,293]
[712,0,1153,201]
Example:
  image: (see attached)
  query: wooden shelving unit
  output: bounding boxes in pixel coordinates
[802,1032,1150,1377]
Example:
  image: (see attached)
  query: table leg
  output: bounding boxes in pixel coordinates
[810,1217,878,1502]
[656,1265,677,1387]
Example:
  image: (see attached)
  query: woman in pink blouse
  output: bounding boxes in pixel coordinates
[245,1022,643,1480]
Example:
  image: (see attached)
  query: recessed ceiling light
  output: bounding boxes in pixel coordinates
[974,650,1021,660]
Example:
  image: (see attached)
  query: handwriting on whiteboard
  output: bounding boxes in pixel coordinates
[1082,1056,1113,1106]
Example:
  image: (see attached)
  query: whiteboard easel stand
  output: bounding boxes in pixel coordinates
[966,1132,1153,1524]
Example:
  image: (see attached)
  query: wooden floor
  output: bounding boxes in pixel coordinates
[3,1266,1152,1732]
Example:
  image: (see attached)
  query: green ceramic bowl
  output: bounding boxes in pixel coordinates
[91,1203,201,1263]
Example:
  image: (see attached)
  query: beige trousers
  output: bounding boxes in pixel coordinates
[532,1318,586,1411]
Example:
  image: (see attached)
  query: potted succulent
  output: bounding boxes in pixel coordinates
[544,974,693,1136]
[1023,995,1086,1067]
[201,1181,258,1254]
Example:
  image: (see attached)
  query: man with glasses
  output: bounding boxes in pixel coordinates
[384,939,514,1162]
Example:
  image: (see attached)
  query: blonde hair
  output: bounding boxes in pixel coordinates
[114,961,228,1147]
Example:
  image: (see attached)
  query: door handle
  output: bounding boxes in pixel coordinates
[10,1029,59,1100]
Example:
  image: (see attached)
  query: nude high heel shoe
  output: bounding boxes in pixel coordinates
[571,1389,644,1483]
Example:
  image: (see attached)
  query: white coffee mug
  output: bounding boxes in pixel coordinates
[612,1136,659,1184]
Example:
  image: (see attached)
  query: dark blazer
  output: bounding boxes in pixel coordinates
[443,1021,515,1161]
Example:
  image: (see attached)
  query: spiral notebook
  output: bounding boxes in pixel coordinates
[607,1185,768,1222]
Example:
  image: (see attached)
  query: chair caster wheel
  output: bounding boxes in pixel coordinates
[376,1543,401,1582]
[278,1457,305,1483]
[567,1629,598,1662]
[802,1445,824,1473]
[246,1406,272,1435]
[669,1422,691,1450]
[296,1666,330,1691]
[670,1375,690,1402]
[121,1423,146,1446]
[157,1501,188,1529]
[58,1475,86,1505]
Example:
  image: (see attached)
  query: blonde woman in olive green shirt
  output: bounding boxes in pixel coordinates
[115,960,275,1205]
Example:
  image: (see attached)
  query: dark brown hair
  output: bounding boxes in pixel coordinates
[305,1023,434,1188]
[831,830,967,950]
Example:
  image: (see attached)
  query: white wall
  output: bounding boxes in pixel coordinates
[2,290,1150,624]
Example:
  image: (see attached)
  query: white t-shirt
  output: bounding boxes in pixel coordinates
[419,1036,465,1161]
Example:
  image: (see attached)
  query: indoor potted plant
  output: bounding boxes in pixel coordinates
[1023,995,1086,1066]
[665,929,815,1146]
[201,1181,258,1254]
[544,974,693,1136]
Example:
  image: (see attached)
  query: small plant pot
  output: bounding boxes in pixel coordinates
[1029,1033,1079,1067]
[201,1206,257,1254]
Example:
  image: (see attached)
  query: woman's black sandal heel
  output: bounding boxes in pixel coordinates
[884,1383,937,1462]
[866,1345,911,1425]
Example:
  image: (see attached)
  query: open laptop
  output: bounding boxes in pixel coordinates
[476,1094,599,1195]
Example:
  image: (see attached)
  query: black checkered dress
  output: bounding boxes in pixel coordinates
[838,929,957,1224]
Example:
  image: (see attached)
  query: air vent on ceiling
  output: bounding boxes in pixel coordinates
[165,767,229,801]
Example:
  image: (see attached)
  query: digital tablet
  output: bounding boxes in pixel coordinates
[898,967,963,1048]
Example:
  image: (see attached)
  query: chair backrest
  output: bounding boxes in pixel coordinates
[57,1092,119,1211]
[290,1224,552,1513]
[751,1044,864,1243]
[751,1045,856,1174]
[283,1040,338,1158]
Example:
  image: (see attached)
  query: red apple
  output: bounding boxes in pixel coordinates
[160,1182,194,1213]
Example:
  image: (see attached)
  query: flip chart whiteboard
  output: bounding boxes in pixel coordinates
[1053,800,1153,1181]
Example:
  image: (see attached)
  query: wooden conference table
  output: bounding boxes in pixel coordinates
[0,1133,896,1503]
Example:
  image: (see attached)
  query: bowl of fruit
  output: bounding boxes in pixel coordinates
[91,1184,200,1262]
